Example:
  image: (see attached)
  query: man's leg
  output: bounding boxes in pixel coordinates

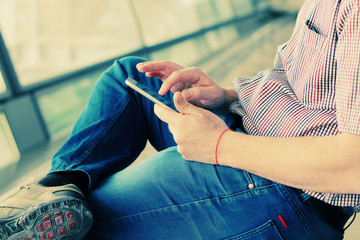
[0,56,176,240]
[86,147,346,240]
[43,56,176,189]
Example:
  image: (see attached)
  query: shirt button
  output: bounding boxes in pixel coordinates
[248,183,254,189]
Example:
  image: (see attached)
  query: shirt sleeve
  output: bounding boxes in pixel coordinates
[335,4,360,135]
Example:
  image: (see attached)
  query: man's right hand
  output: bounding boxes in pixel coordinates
[136,60,230,110]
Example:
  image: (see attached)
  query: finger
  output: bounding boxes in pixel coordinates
[173,91,200,115]
[154,104,181,124]
[137,61,183,74]
[181,87,209,102]
[169,82,186,93]
[159,67,201,95]
[145,71,167,80]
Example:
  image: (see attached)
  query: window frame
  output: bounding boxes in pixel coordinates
[0,67,10,100]
[0,0,273,98]
[0,0,267,96]
[0,32,15,100]
[0,106,20,161]
[0,0,276,144]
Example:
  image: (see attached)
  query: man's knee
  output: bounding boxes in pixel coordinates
[117,56,147,68]
[113,56,147,78]
[93,56,147,90]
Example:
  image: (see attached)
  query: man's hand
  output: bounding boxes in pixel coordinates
[137,61,227,110]
[154,92,229,164]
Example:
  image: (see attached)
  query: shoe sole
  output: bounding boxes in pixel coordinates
[0,196,93,240]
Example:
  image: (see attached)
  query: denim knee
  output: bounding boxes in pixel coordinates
[93,56,148,91]
[117,56,147,71]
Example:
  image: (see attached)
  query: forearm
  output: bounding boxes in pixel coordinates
[218,132,360,194]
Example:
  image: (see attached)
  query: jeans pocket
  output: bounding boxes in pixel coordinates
[224,220,284,240]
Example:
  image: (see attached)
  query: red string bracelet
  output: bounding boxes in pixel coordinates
[215,128,231,166]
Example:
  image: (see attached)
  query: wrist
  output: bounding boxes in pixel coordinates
[217,131,252,168]
[212,88,238,115]
[215,128,232,165]
[215,129,241,166]
[223,88,238,106]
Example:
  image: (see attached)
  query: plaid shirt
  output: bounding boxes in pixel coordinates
[230,0,360,210]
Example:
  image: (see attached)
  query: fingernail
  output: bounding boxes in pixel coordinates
[177,93,185,104]
[183,91,191,100]
[136,62,145,68]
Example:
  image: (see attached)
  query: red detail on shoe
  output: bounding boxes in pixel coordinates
[54,211,62,216]
[278,214,289,229]
[37,224,43,232]
[40,234,45,239]
[42,215,50,221]
[55,216,64,226]
[43,220,52,230]
[29,212,36,219]
[19,235,35,240]
[68,220,77,231]
[46,231,55,239]
[65,211,75,221]
[57,226,66,235]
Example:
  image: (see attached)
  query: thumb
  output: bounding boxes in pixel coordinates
[174,91,199,114]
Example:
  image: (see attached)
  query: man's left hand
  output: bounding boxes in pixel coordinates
[154,91,228,164]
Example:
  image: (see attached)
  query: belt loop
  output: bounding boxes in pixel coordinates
[298,190,312,202]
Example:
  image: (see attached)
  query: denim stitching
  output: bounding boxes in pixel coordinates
[95,184,278,224]
[276,185,323,240]
[69,61,131,168]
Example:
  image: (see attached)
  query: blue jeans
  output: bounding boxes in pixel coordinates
[50,57,348,239]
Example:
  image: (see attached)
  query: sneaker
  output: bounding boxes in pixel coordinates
[0,183,93,240]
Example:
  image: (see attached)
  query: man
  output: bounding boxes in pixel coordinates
[1,0,359,239]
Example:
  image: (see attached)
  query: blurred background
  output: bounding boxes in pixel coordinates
[0,0,358,238]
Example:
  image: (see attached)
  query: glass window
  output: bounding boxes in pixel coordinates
[270,0,304,11]
[254,0,270,11]
[204,25,239,52]
[0,111,20,170]
[196,0,234,27]
[0,69,6,94]
[0,0,142,86]
[232,0,254,17]
[150,36,209,66]
[212,0,235,22]
[37,70,102,136]
[132,0,202,46]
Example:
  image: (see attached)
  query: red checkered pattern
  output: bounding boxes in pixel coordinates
[230,0,360,209]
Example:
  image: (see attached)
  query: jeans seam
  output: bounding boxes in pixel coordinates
[244,172,255,186]
[69,70,131,168]
[95,184,278,225]
[276,185,323,240]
